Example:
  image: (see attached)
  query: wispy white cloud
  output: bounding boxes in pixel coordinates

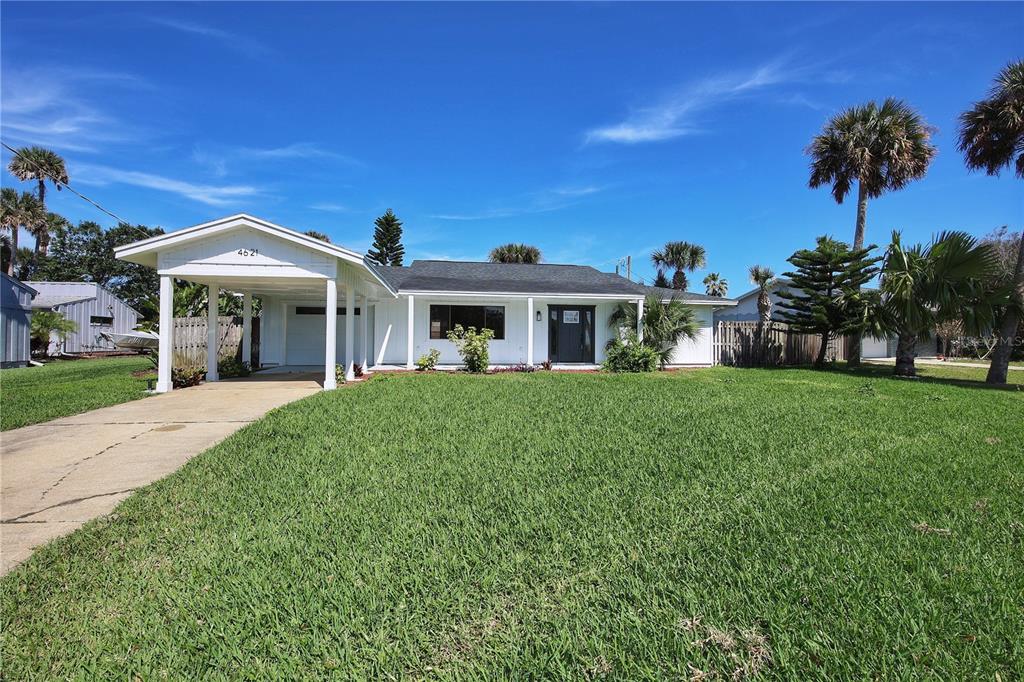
[0,67,148,152]
[187,142,361,179]
[309,202,350,212]
[191,146,228,178]
[73,163,261,207]
[148,17,270,57]
[431,184,606,221]
[551,185,604,197]
[585,59,799,144]
[237,143,361,165]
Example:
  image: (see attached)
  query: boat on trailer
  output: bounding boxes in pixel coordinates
[101,330,160,351]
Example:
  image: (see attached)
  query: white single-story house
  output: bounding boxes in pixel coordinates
[716,279,936,359]
[1,274,36,368]
[25,281,141,355]
[115,214,737,392]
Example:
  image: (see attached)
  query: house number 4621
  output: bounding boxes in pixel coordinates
[237,248,259,257]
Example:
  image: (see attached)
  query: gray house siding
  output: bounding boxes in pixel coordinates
[26,282,140,355]
[0,274,36,368]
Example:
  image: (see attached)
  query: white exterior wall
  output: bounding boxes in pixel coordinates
[157,227,337,280]
[662,306,715,366]
[370,295,716,367]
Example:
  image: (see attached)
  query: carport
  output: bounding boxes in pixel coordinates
[115,214,396,392]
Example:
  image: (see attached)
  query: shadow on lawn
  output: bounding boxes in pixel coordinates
[749,362,1024,393]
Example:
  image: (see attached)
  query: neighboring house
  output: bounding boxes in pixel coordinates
[715,279,936,359]
[0,274,37,368]
[114,214,737,392]
[25,282,141,355]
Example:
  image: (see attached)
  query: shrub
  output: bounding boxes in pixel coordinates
[217,357,251,378]
[354,363,364,378]
[541,360,552,371]
[335,364,347,384]
[602,334,659,373]
[446,325,494,373]
[416,349,441,371]
[172,367,205,388]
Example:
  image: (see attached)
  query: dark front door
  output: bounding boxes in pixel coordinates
[548,305,596,364]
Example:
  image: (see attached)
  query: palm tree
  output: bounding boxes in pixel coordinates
[651,241,706,290]
[609,293,699,368]
[703,272,728,297]
[29,211,68,256]
[30,310,77,356]
[748,265,776,365]
[880,231,998,377]
[489,243,541,263]
[0,189,45,276]
[958,60,1024,385]
[748,265,776,327]
[7,146,68,210]
[0,189,18,274]
[807,99,937,366]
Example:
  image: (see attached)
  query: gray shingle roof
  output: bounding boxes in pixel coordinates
[368,260,648,296]
[644,286,736,305]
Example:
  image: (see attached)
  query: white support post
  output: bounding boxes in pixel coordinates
[345,285,356,381]
[156,275,174,392]
[206,283,219,381]
[360,299,369,370]
[526,297,534,366]
[324,279,338,390]
[406,294,415,369]
[636,297,645,343]
[241,292,252,369]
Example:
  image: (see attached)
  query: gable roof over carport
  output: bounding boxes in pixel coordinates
[115,214,397,297]
[115,214,367,269]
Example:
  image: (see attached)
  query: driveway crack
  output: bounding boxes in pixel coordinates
[39,425,163,501]
[2,488,139,523]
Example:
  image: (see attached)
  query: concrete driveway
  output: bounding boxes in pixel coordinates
[1,373,321,575]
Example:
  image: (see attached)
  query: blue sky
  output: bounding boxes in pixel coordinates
[2,2,1020,292]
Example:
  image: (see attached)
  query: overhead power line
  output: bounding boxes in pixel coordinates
[1,140,130,225]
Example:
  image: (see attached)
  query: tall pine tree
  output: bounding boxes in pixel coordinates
[776,236,881,368]
[366,209,405,266]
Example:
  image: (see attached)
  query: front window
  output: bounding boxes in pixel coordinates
[430,304,505,339]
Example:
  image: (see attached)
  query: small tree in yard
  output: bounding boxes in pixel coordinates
[776,236,881,368]
[879,231,999,377]
[30,310,76,355]
[446,325,494,372]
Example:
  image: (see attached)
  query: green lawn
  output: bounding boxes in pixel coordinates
[2,368,1022,679]
[0,357,155,430]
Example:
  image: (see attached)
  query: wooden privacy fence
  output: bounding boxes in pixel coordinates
[171,316,260,370]
[713,320,846,367]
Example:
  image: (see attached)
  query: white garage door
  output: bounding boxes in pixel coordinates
[286,306,352,366]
